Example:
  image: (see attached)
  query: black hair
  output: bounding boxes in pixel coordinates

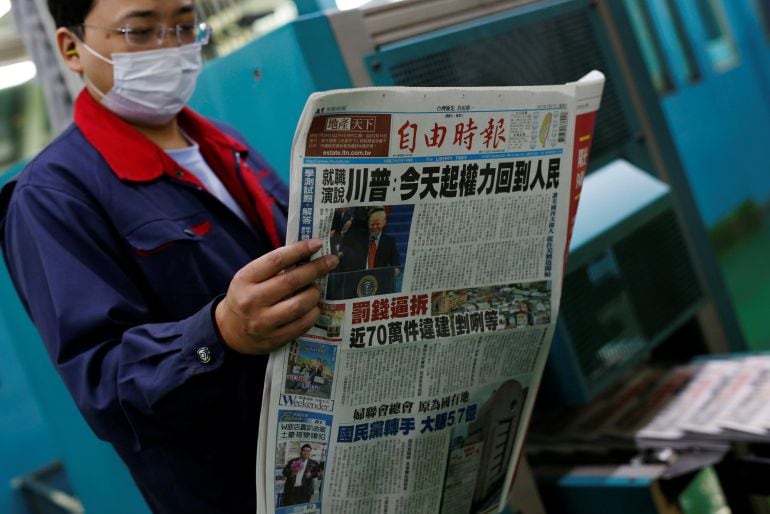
[301,444,312,451]
[47,0,95,28]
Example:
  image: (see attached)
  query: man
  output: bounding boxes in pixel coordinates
[328,207,401,298]
[0,1,337,512]
[340,207,400,273]
[281,444,321,506]
[329,211,353,258]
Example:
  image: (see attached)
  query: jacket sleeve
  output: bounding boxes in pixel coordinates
[282,459,294,480]
[2,182,237,451]
[310,460,321,479]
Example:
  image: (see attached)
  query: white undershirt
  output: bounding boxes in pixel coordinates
[295,459,308,486]
[165,141,251,226]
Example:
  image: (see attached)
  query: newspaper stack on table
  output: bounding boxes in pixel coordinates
[257,71,605,514]
[636,354,770,449]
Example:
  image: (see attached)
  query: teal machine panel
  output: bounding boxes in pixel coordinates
[191,12,354,181]
[0,162,58,514]
[0,166,149,513]
[535,462,730,514]
[624,0,770,227]
[543,160,703,405]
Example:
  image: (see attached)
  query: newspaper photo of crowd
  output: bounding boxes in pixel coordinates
[431,281,552,329]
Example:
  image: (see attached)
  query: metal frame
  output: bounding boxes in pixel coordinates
[10,0,81,133]
[11,461,84,514]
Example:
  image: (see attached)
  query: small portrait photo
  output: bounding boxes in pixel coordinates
[326,204,414,300]
[275,440,327,510]
[274,411,331,511]
[284,339,337,400]
[313,302,345,340]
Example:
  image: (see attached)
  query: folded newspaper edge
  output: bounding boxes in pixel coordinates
[257,71,605,514]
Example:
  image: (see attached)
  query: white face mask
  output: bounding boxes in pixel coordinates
[82,43,202,125]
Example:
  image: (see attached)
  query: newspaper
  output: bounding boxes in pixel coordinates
[256,71,605,514]
[635,354,770,448]
[529,354,770,457]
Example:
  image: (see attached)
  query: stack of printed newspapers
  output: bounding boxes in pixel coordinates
[256,71,605,514]
[635,354,770,449]
[528,354,770,457]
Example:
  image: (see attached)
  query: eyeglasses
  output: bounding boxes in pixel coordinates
[79,21,212,48]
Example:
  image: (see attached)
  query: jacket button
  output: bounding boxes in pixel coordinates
[196,347,212,364]
[175,170,184,177]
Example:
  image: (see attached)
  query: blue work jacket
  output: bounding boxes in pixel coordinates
[0,90,288,513]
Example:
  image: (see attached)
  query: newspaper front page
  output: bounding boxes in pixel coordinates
[257,72,605,514]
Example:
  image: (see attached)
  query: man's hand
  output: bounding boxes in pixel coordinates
[215,239,338,354]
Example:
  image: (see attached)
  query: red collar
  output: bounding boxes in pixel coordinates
[73,89,248,182]
[74,89,283,249]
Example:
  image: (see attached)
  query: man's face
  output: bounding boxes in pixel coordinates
[368,212,387,236]
[73,0,196,98]
[301,447,311,459]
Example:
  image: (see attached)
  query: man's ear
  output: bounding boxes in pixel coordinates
[56,27,83,74]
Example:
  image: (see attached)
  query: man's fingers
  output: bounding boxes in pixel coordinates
[239,239,323,284]
[263,305,321,348]
[219,240,339,355]
[263,286,322,328]
[257,254,338,304]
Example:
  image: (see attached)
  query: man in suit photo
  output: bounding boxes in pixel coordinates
[356,207,401,273]
[328,206,402,298]
[281,444,321,506]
